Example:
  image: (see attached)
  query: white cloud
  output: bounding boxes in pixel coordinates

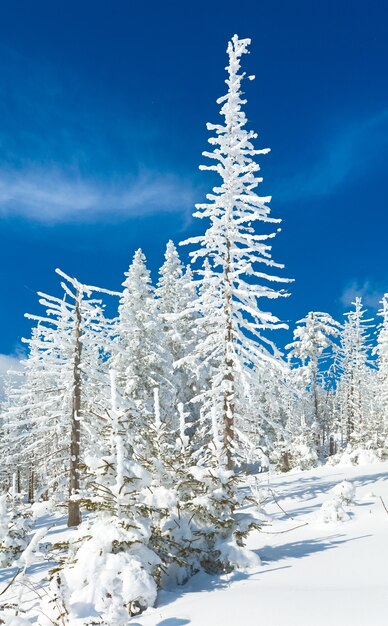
[0,353,22,377]
[0,48,200,224]
[0,353,23,398]
[0,168,198,223]
[0,46,204,224]
[340,279,387,310]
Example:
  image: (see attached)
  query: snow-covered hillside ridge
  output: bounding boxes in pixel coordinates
[0,460,387,626]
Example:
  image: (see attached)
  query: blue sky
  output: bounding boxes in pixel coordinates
[0,0,387,364]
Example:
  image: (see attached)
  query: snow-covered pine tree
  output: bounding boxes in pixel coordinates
[40,369,161,626]
[181,34,290,469]
[133,386,263,583]
[2,318,75,508]
[286,311,341,456]
[280,365,319,470]
[1,328,53,502]
[184,258,231,464]
[0,493,32,568]
[369,293,388,456]
[335,297,375,447]
[248,361,315,472]
[130,387,198,586]
[111,248,175,432]
[11,269,117,527]
[0,372,24,495]
[156,241,199,422]
[376,294,388,424]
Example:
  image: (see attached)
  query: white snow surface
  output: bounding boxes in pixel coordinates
[1,461,387,626]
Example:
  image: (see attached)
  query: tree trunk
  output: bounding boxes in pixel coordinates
[28,468,34,503]
[281,450,290,472]
[223,352,234,471]
[223,235,234,471]
[68,288,83,527]
[312,363,322,455]
[347,373,355,441]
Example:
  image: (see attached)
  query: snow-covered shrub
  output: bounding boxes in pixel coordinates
[329,446,381,467]
[290,438,319,471]
[350,448,381,465]
[330,480,355,504]
[140,462,262,583]
[30,500,54,520]
[123,387,262,585]
[0,495,31,568]
[36,370,162,626]
[317,498,350,524]
[317,480,356,524]
[139,462,263,580]
[38,516,160,626]
[182,465,262,574]
[270,434,318,473]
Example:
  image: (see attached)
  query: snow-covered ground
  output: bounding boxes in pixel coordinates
[1,461,388,626]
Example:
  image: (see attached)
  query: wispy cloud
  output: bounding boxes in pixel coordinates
[0,167,198,222]
[340,279,387,310]
[0,353,22,397]
[277,109,388,202]
[0,46,199,223]
[0,353,21,377]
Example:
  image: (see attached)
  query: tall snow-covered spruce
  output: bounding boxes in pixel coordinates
[111,248,175,429]
[375,294,388,439]
[286,311,341,456]
[336,297,375,445]
[155,240,199,421]
[181,34,290,469]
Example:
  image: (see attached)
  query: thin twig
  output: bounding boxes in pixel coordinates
[267,487,294,520]
[258,522,309,535]
[0,568,21,596]
[379,495,388,516]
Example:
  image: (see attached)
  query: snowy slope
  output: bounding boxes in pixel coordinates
[1,461,388,626]
[134,461,388,626]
